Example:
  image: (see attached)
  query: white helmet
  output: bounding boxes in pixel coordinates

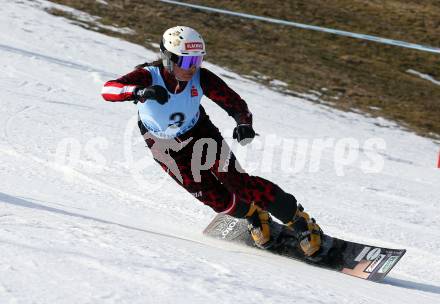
[160,26,206,71]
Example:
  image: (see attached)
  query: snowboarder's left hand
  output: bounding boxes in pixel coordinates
[233,124,255,145]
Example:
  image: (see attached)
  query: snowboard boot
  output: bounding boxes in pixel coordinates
[245,203,274,249]
[286,204,323,256]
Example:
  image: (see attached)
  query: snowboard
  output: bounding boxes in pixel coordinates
[203,214,406,282]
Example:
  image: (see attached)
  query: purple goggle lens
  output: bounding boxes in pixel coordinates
[176,55,203,69]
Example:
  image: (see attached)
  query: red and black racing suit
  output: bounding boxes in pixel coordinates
[102,64,297,222]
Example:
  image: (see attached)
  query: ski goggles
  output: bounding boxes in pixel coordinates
[175,55,204,69]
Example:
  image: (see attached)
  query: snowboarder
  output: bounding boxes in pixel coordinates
[101,26,322,256]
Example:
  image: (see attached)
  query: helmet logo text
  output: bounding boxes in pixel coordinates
[185,42,203,50]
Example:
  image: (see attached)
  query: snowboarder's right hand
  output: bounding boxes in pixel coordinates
[133,85,169,105]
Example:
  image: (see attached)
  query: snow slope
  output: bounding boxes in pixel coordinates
[1,1,439,303]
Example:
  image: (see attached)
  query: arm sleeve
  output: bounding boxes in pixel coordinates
[101,68,152,102]
[200,68,252,125]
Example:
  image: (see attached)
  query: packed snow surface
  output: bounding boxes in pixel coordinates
[1,1,439,303]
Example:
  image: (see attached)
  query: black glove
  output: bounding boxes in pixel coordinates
[133,85,169,105]
[233,124,256,145]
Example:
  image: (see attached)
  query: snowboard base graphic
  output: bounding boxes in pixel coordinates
[204,214,406,282]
